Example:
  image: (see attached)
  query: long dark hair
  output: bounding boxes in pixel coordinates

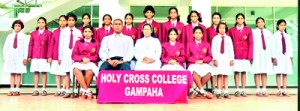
[167,7,180,21]
[102,14,112,27]
[58,15,68,27]
[82,13,91,25]
[187,10,202,24]
[234,13,247,26]
[276,19,287,33]
[211,12,222,25]
[255,17,266,28]
[124,13,134,25]
[141,23,157,38]
[167,28,179,41]
[80,25,96,43]
[36,17,48,30]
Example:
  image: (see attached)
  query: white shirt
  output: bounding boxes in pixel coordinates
[58,27,82,60]
[192,21,199,28]
[146,19,153,24]
[134,37,162,62]
[236,25,244,31]
[38,28,45,34]
[171,20,177,27]
[99,33,134,62]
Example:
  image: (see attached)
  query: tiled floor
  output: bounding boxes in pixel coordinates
[0,89,297,111]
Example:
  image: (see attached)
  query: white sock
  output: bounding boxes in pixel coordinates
[277,90,281,93]
[61,89,65,92]
[74,89,78,93]
[224,90,229,94]
[256,88,261,93]
[282,89,286,93]
[85,89,91,93]
[42,88,46,91]
[65,90,70,93]
[199,88,205,94]
[34,88,38,91]
[217,89,221,94]
[261,88,266,93]
[57,89,61,92]
[241,89,245,92]
[80,88,84,92]
[15,88,20,91]
[236,89,240,92]
[10,88,14,91]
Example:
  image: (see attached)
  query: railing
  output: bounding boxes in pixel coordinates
[0,0,41,17]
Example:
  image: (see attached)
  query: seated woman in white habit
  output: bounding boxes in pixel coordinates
[134,24,162,70]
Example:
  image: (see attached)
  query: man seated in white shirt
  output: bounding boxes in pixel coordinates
[99,18,134,70]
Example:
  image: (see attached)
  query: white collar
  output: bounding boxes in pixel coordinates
[85,38,91,42]
[192,22,199,28]
[113,33,123,37]
[38,28,45,34]
[146,19,153,24]
[236,25,244,30]
[195,40,201,45]
[105,26,111,31]
[126,25,132,29]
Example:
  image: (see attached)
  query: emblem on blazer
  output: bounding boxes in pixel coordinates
[244,35,248,40]
[203,48,207,53]
[154,27,157,33]
[176,51,180,56]
[131,35,136,39]
[92,48,96,53]
[178,30,182,35]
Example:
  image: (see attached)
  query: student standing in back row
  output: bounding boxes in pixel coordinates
[28,17,52,96]
[182,10,207,47]
[251,17,274,97]
[228,13,253,97]
[137,5,162,43]
[3,20,27,96]
[49,15,68,96]
[273,19,293,97]
[78,13,97,37]
[207,12,222,95]
[59,13,82,98]
[122,13,138,70]
[162,7,185,43]
[96,14,113,43]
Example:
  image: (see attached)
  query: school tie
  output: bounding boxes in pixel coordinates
[172,23,175,27]
[281,33,286,54]
[13,33,18,49]
[69,30,73,49]
[261,30,266,50]
[106,30,109,34]
[220,36,225,54]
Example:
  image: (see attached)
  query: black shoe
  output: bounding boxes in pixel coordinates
[224,93,231,99]
[54,91,61,96]
[241,91,247,97]
[32,90,39,96]
[42,90,47,96]
[234,91,240,97]
[216,93,222,99]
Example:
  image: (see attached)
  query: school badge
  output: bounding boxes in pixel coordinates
[203,48,207,53]
[132,35,136,39]
[92,48,96,53]
[176,50,180,56]
[154,27,158,33]
[243,35,248,40]
[178,30,182,35]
